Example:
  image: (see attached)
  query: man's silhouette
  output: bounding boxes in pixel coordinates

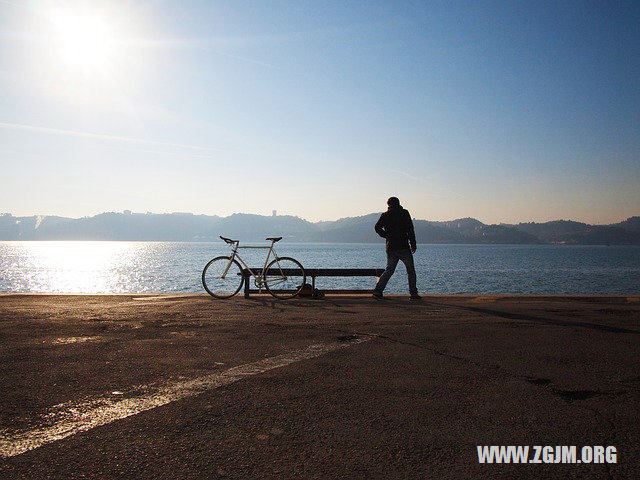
[373,197,421,300]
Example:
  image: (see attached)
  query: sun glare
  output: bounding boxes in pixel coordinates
[49,8,116,76]
[16,241,149,293]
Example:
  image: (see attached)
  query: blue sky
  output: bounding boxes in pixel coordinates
[1,0,638,223]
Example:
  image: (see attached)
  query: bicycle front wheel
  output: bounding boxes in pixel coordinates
[264,257,306,299]
[202,256,244,299]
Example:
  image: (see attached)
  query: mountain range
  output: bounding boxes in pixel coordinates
[1,211,639,245]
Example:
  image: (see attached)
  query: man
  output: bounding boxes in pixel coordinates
[373,197,421,300]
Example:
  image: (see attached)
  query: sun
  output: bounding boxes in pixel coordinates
[37,3,141,103]
[49,8,116,75]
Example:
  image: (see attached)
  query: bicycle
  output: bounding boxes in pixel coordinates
[202,236,306,299]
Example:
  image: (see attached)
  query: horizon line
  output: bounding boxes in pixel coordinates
[1,210,637,227]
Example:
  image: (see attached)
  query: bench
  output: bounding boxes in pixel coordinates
[242,268,384,298]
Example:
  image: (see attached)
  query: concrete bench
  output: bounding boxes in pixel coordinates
[242,268,384,298]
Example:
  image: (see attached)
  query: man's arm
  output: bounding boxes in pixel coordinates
[374,213,387,238]
[405,210,417,253]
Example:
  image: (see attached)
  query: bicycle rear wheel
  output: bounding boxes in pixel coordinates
[202,256,244,299]
[264,257,306,299]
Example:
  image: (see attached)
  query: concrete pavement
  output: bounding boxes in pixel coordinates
[0,294,638,478]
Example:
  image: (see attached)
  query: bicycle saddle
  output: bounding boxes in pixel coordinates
[266,236,282,242]
[220,236,238,244]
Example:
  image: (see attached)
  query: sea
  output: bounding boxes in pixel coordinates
[0,241,638,295]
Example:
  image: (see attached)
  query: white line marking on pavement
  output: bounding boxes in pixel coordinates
[0,335,371,458]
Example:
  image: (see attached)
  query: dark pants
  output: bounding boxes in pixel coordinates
[374,249,418,295]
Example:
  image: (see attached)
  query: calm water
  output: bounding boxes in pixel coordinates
[0,241,638,294]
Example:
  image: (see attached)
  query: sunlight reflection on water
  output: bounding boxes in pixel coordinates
[1,241,157,293]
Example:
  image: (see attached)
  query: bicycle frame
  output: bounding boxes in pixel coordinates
[223,240,280,290]
[202,236,305,299]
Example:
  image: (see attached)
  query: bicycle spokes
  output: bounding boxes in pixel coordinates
[264,257,305,299]
[202,256,244,298]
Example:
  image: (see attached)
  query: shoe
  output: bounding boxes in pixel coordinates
[410,294,422,301]
[372,292,383,300]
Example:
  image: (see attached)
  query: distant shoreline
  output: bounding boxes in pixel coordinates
[2,212,639,245]
[2,239,640,246]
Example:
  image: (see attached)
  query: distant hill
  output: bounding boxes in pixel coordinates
[314,215,535,244]
[213,214,318,242]
[612,216,640,233]
[557,226,640,245]
[511,220,590,243]
[434,218,541,244]
[315,213,384,243]
[414,221,468,244]
[0,212,221,241]
[430,217,485,237]
[1,212,639,244]
[511,219,640,245]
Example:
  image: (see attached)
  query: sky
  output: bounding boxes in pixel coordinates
[0,0,638,224]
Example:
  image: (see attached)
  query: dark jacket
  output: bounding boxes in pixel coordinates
[375,205,417,251]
